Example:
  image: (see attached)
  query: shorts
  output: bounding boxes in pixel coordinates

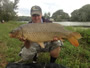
[19,40,63,61]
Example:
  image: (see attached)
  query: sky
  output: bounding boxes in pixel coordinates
[11,0,90,16]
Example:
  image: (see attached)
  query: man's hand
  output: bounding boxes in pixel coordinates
[53,37,58,41]
[53,37,64,42]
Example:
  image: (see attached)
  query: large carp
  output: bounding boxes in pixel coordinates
[9,23,82,48]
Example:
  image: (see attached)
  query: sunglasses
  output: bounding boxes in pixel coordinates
[32,14,40,17]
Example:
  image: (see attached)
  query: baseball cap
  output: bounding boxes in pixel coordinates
[31,5,42,16]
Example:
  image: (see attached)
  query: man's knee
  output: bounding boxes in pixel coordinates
[19,45,38,61]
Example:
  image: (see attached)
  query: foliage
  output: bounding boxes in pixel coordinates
[0,21,90,68]
[0,0,19,21]
[17,16,31,21]
[43,12,51,19]
[52,10,70,22]
[71,4,90,21]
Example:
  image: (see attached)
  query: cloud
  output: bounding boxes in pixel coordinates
[10,0,90,16]
[17,8,30,16]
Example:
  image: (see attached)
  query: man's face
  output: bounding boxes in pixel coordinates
[31,14,42,23]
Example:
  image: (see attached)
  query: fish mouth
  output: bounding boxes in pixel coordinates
[9,33,26,41]
[9,31,16,38]
[9,33,15,38]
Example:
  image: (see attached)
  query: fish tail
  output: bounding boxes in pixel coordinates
[67,32,82,47]
[68,36,79,47]
[70,32,82,39]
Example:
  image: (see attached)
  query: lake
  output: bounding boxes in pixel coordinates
[21,21,90,27]
[54,22,90,27]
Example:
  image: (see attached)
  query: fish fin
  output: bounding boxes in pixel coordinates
[70,32,82,39]
[38,42,45,48]
[59,38,64,42]
[68,36,79,47]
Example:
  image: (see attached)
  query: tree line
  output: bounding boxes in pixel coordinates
[46,4,90,22]
[0,0,19,22]
[0,0,90,22]
[71,4,90,22]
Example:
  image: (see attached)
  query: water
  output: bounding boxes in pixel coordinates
[20,21,90,27]
[54,22,90,27]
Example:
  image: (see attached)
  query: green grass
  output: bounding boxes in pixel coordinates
[0,21,90,68]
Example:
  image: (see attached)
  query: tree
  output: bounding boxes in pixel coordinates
[71,4,90,21]
[52,10,70,22]
[17,16,31,21]
[71,10,80,21]
[0,0,19,21]
[43,12,51,19]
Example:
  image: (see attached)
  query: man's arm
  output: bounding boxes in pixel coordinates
[24,40,31,49]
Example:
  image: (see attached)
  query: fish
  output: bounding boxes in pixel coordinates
[9,23,82,48]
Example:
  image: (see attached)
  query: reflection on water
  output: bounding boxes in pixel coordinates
[54,22,90,26]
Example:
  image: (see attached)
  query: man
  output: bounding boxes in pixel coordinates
[19,5,63,63]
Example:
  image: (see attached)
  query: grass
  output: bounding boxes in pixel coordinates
[0,21,90,68]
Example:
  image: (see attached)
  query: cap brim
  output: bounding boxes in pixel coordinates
[31,11,41,16]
